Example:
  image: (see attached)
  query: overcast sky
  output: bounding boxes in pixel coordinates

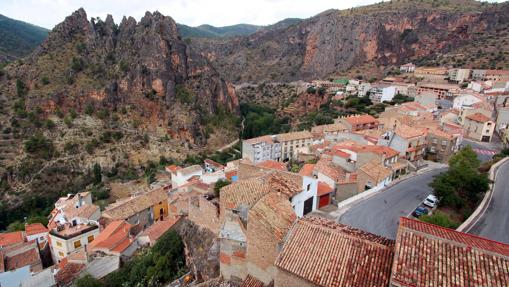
[0,0,506,29]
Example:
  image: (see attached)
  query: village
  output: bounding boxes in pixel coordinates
[1,64,509,287]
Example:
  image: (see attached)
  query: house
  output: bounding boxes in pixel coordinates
[242,135,281,164]
[496,106,509,131]
[358,82,371,96]
[25,223,48,243]
[357,160,393,192]
[316,182,333,208]
[417,83,458,99]
[485,69,509,82]
[169,165,203,188]
[137,216,182,247]
[313,158,358,202]
[369,86,397,103]
[463,112,495,142]
[311,123,348,138]
[338,114,379,132]
[219,174,298,284]
[390,217,509,286]
[101,188,169,229]
[448,68,470,83]
[399,63,415,73]
[168,189,220,232]
[414,92,438,109]
[277,131,314,161]
[414,67,448,79]
[274,217,394,287]
[88,220,138,257]
[471,69,487,81]
[204,159,225,173]
[424,127,461,163]
[379,124,427,165]
[256,159,287,171]
[452,93,483,110]
[0,240,43,274]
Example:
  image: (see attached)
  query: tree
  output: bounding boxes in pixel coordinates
[85,104,94,115]
[24,133,55,159]
[74,274,103,287]
[93,163,102,185]
[16,79,27,97]
[214,179,231,198]
[7,220,25,232]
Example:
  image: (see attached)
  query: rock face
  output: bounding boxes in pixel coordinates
[190,0,509,83]
[13,8,239,144]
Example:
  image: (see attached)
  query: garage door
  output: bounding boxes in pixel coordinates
[318,195,329,208]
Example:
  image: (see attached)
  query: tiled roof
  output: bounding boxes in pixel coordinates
[275,217,394,287]
[244,135,275,145]
[277,130,313,142]
[256,160,287,171]
[249,192,296,241]
[89,220,133,254]
[317,182,333,196]
[64,203,99,221]
[220,177,272,210]
[139,216,181,244]
[314,158,347,182]
[359,160,392,183]
[311,123,348,135]
[166,164,180,173]
[391,217,509,287]
[395,124,426,139]
[299,163,315,177]
[55,258,86,286]
[25,223,48,236]
[102,188,168,220]
[0,231,24,247]
[466,112,492,123]
[5,244,41,271]
[241,274,265,287]
[343,114,378,125]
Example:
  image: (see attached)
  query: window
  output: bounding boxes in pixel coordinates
[73,240,82,249]
[58,251,64,257]
[307,184,311,191]
[87,235,94,243]
[56,241,63,247]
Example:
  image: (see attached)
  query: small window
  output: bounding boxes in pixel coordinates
[73,240,82,249]
[87,235,94,243]
[56,241,63,247]
[58,251,64,257]
[307,184,311,191]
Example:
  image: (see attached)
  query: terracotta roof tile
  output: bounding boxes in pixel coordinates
[256,160,287,171]
[391,217,509,287]
[25,223,48,236]
[241,274,265,287]
[299,164,315,177]
[139,216,181,244]
[275,217,394,287]
[89,220,133,254]
[466,112,492,123]
[103,188,168,220]
[395,124,427,139]
[5,246,40,271]
[344,114,379,125]
[55,259,86,286]
[277,130,313,142]
[244,135,276,145]
[359,160,393,183]
[0,231,24,247]
[249,192,296,241]
[317,182,333,196]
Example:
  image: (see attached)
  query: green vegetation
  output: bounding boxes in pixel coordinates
[74,230,186,287]
[420,211,459,229]
[177,23,260,38]
[430,146,490,212]
[175,85,195,104]
[0,14,48,59]
[241,103,290,139]
[390,93,414,105]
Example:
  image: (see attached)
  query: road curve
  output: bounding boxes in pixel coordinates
[467,160,509,244]
[338,168,447,239]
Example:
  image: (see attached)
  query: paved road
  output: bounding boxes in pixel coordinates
[467,160,509,244]
[461,139,502,163]
[338,168,447,239]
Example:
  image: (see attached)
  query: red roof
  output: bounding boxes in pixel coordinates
[317,182,333,196]
[299,163,315,177]
[466,112,491,123]
[89,220,133,254]
[0,231,24,247]
[344,114,379,125]
[55,258,86,286]
[225,170,237,180]
[25,223,48,236]
[333,150,351,158]
[5,245,40,271]
[165,164,180,173]
[241,274,265,287]
[391,217,509,286]
[276,217,394,287]
[256,160,287,171]
[139,216,181,244]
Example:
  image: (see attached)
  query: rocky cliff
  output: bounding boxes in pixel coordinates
[191,0,509,83]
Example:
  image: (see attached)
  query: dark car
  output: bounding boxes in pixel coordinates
[412,206,429,218]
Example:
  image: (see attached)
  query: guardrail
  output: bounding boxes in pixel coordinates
[456,157,509,232]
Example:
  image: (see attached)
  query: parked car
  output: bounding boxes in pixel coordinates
[423,194,438,208]
[412,206,429,218]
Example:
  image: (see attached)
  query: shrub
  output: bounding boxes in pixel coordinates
[175,85,194,104]
[41,76,50,85]
[24,133,55,159]
[85,104,94,115]
[214,179,231,198]
[16,79,27,97]
[420,211,459,229]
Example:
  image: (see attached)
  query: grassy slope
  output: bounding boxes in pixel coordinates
[0,14,48,61]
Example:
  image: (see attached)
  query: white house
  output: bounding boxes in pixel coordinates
[370,86,397,103]
[290,175,318,218]
[452,94,483,110]
[169,165,203,188]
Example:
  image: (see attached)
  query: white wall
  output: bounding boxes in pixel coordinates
[453,95,482,110]
[291,176,317,218]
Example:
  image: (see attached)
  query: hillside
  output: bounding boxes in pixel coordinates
[190,0,509,83]
[0,8,239,228]
[178,23,260,38]
[0,14,48,63]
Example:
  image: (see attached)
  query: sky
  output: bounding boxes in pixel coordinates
[0,0,507,30]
